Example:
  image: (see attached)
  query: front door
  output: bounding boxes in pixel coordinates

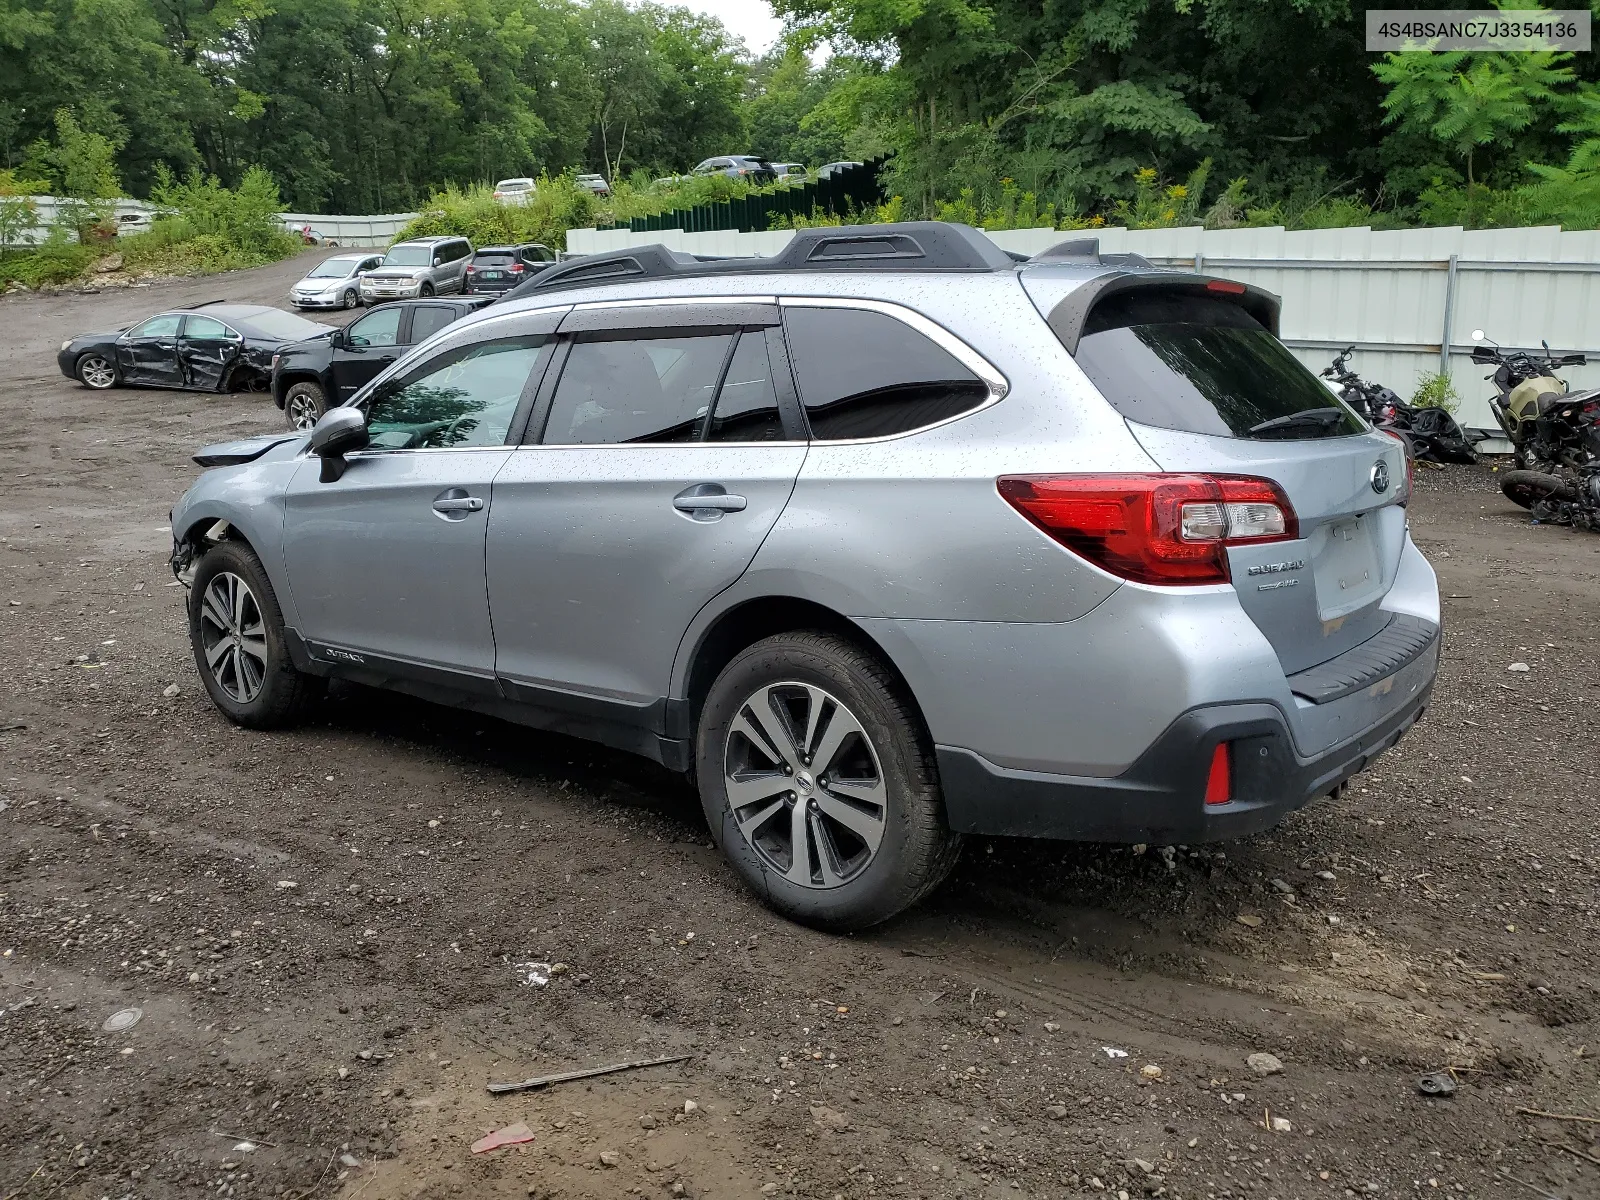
[487,311,806,713]
[177,314,242,391]
[330,305,404,402]
[281,324,555,684]
[117,313,184,387]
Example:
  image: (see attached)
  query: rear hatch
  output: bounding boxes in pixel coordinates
[468,251,521,290]
[1028,273,1411,676]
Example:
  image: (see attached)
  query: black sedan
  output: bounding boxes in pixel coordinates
[58,303,335,393]
[270,295,492,429]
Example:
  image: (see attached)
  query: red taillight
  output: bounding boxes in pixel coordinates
[1207,279,1246,294]
[996,474,1298,586]
[1204,743,1232,805]
[465,265,476,274]
[510,262,525,272]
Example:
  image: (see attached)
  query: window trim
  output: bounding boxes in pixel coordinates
[521,298,806,448]
[777,296,1010,444]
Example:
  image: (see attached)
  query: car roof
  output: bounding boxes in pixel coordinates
[496,177,534,186]
[392,235,462,246]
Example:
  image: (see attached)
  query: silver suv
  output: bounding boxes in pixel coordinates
[170,223,1439,930]
[359,236,473,304]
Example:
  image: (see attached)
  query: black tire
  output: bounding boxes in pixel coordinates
[188,540,323,730]
[696,631,961,931]
[419,281,435,297]
[283,380,328,432]
[1501,469,1575,510]
[76,352,119,390]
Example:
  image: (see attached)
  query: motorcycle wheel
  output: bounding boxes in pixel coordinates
[1500,470,1576,510]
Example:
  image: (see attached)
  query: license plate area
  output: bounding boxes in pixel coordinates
[479,271,503,280]
[1311,515,1381,619]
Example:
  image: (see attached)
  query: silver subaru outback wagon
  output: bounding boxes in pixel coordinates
[169,222,1439,931]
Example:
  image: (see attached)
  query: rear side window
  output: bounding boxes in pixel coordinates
[783,307,990,440]
[709,331,783,442]
[408,305,456,343]
[543,333,734,444]
[1074,291,1365,440]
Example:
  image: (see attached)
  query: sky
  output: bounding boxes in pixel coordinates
[663,0,786,56]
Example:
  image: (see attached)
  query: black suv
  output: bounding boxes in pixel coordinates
[270,296,493,430]
[465,243,556,295]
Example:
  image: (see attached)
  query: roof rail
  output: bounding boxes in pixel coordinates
[503,222,1016,300]
[1029,237,1153,270]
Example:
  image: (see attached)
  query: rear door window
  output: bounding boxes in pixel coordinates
[408,305,457,344]
[708,332,784,442]
[542,332,735,445]
[1073,291,1365,440]
[782,306,991,440]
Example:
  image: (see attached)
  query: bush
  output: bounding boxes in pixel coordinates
[608,172,763,222]
[1410,371,1461,413]
[395,177,596,249]
[116,165,299,276]
[0,236,97,288]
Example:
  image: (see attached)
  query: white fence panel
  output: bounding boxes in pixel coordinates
[7,197,417,248]
[564,220,1600,444]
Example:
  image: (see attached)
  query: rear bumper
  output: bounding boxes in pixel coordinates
[938,632,1437,844]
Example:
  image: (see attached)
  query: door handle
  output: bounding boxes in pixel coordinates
[673,484,747,516]
[432,496,484,513]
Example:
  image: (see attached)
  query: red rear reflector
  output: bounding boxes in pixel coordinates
[511,262,525,272]
[1204,743,1232,805]
[996,474,1298,586]
[1207,279,1246,294]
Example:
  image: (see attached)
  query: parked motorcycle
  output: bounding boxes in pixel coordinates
[1501,460,1600,530]
[1320,347,1479,464]
[1470,329,1592,471]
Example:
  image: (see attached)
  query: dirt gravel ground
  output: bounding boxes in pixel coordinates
[2,252,1599,1200]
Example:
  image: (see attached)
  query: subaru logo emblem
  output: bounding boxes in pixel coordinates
[1370,459,1391,495]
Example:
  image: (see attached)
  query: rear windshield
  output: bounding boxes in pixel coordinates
[474,251,514,265]
[1074,291,1365,440]
[234,309,327,340]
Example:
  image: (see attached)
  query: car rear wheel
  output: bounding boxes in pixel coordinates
[284,381,328,432]
[189,540,323,729]
[696,632,962,931]
[76,353,118,390]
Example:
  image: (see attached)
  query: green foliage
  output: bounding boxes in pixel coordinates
[142,165,299,258]
[0,237,95,287]
[1525,86,1600,227]
[1410,372,1462,414]
[609,171,764,222]
[23,109,122,199]
[393,177,597,250]
[1112,162,1210,229]
[0,179,40,251]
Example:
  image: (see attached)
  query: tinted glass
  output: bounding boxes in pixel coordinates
[1073,292,1365,440]
[234,309,325,340]
[708,331,784,442]
[347,307,401,347]
[544,333,734,445]
[364,336,546,450]
[521,245,554,263]
[409,305,456,344]
[183,315,232,339]
[474,251,515,265]
[129,314,181,338]
[784,307,990,440]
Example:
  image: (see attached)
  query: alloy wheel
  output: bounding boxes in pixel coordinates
[287,391,321,431]
[343,289,357,309]
[78,355,115,389]
[198,571,269,704]
[722,682,888,889]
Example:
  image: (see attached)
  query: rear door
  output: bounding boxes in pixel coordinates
[178,314,242,391]
[331,305,403,401]
[485,301,806,714]
[1049,279,1410,674]
[117,314,184,387]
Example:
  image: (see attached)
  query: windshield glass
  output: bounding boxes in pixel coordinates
[306,256,362,278]
[235,309,327,340]
[1073,292,1366,440]
[382,245,431,267]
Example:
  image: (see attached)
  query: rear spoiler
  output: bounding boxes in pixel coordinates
[1046,273,1282,354]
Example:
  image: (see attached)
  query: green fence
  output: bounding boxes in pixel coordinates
[605,160,886,235]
